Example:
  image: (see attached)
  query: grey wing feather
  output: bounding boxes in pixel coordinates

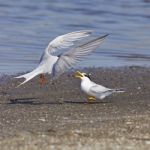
[89,85,111,93]
[52,34,108,77]
[89,85,114,99]
[45,30,92,54]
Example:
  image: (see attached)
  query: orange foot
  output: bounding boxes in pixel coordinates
[39,74,45,86]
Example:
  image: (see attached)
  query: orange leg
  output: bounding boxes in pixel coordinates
[39,74,45,86]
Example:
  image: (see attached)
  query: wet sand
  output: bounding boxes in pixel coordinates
[0,66,150,150]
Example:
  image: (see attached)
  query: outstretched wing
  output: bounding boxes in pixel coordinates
[52,34,108,78]
[45,30,92,54]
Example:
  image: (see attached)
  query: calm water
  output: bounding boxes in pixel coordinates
[0,0,150,74]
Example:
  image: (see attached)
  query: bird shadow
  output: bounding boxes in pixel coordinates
[8,98,62,105]
[63,100,112,104]
[7,98,112,105]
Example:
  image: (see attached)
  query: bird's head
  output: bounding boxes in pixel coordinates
[74,71,91,80]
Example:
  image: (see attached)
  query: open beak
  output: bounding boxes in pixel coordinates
[74,71,83,79]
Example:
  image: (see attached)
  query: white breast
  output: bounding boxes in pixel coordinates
[81,77,94,94]
[39,53,58,74]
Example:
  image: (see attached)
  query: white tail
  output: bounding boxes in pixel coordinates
[15,68,42,87]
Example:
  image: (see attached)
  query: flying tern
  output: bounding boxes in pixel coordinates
[15,30,108,87]
[75,71,124,102]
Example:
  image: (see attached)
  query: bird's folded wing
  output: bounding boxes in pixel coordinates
[89,85,114,98]
[89,85,111,93]
[52,34,108,77]
[45,30,92,54]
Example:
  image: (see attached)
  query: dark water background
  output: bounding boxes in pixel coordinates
[0,0,149,74]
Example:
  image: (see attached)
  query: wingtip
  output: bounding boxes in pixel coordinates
[102,33,109,38]
[94,33,109,41]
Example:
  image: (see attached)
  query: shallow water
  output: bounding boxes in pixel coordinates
[0,0,150,74]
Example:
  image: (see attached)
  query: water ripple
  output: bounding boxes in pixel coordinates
[0,0,150,74]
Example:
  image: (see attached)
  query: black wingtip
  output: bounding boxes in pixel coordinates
[101,34,109,39]
[94,33,109,41]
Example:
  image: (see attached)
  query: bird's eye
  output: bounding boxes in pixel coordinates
[85,74,91,79]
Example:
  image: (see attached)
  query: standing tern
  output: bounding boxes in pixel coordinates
[75,71,124,102]
[15,30,108,87]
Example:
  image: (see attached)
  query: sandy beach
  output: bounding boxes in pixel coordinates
[0,66,150,150]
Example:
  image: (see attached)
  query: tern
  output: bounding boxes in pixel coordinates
[15,30,108,87]
[75,71,124,102]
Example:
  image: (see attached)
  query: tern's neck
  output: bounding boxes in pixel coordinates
[81,77,91,83]
[81,77,92,91]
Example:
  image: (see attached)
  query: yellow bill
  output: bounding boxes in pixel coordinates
[74,71,83,79]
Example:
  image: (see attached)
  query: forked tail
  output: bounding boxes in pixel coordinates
[14,68,42,87]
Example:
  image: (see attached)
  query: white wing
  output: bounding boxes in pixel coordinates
[52,34,108,77]
[45,30,92,54]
